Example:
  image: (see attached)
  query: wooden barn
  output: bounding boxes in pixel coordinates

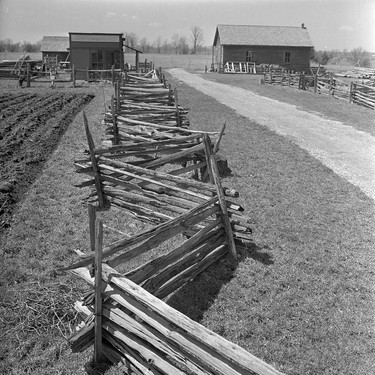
[212,24,314,72]
[69,32,124,79]
[40,36,70,63]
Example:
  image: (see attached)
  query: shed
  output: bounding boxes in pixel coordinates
[213,24,314,72]
[40,36,70,62]
[69,32,124,79]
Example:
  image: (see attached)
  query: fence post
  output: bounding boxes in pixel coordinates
[72,65,76,88]
[87,67,90,83]
[349,82,354,103]
[174,88,181,127]
[83,112,106,208]
[26,62,31,88]
[314,74,318,94]
[93,218,104,363]
[111,64,115,86]
[111,95,119,145]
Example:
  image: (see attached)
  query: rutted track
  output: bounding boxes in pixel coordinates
[0,91,94,231]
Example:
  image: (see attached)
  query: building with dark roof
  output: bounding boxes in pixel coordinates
[69,32,124,79]
[40,36,70,62]
[213,24,314,72]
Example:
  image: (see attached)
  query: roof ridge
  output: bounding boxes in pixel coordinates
[218,24,304,29]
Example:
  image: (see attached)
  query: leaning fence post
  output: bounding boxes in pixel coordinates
[204,134,237,259]
[174,88,181,127]
[111,95,119,145]
[26,62,31,88]
[111,64,115,85]
[93,218,104,363]
[72,65,76,88]
[349,82,354,103]
[83,112,106,208]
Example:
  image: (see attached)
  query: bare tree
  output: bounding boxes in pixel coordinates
[191,26,204,54]
[125,32,138,50]
[171,34,180,54]
[349,47,370,67]
[162,38,169,53]
[153,36,162,54]
[139,37,150,53]
[179,36,189,55]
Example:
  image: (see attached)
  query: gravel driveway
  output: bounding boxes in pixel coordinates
[168,68,375,201]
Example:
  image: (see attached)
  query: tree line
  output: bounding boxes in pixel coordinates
[0,26,210,56]
[311,47,372,68]
[124,26,210,55]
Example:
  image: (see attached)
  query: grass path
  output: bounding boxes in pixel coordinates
[168,68,375,201]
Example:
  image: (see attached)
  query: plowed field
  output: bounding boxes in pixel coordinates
[0,91,94,231]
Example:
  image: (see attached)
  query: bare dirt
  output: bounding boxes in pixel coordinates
[0,90,94,231]
[168,68,375,201]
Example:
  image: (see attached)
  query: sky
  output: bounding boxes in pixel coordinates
[0,0,374,51]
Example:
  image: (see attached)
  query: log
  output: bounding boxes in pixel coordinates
[107,203,220,268]
[142,230,225,295]
[72,265,286,375]
[61,196,219,271]
[125,217,223,284]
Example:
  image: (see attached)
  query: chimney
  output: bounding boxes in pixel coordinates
[301,23,306,29]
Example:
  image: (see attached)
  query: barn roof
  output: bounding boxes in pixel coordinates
[40,36,69,52]
[214,24,314,47]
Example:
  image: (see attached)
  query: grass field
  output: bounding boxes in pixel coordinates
[0,63,374,375]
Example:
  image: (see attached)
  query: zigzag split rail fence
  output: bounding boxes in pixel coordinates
[264,70,375,110]
[59,70,285,375]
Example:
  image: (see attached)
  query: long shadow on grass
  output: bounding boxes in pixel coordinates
[166,244,273,322]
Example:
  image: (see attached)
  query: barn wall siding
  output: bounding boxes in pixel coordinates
[222,45,311,72]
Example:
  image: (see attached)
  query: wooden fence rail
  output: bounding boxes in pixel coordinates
[264,71,375,110]
[69,259,285,375]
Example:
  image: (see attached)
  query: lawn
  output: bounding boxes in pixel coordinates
[0,67,374,375]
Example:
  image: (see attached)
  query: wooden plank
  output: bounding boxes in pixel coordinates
[60,196,219,271]
[94,219,104,362]
[72,266,286,375]
[83,112,106,208]
[107,203,220,268]
[125,216,223,284]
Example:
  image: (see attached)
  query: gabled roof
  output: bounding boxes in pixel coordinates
[40,36,69,52]
[214,24,314,47]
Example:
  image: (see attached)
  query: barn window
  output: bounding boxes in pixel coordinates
[246,51,256,62]
[284,51,291,63]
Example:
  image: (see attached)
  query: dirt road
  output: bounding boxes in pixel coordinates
[168,68,375,201]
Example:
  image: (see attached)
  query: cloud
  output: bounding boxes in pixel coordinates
[339,25,354,32]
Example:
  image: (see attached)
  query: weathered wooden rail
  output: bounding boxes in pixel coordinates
[264,70,375,109]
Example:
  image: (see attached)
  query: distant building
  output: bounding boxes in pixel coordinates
[213,24,314,72]
[69,32,124,79]
[40,36,70,62]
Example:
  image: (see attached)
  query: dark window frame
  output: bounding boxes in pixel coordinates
[284,51,291,64]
